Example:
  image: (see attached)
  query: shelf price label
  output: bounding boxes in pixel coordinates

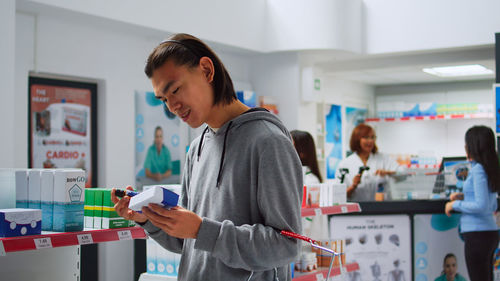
[314,208,322,216]
[341,206,348,213]
[118,230,132,241]
[34,237,53,249]
[0,241,5,256]
[315,273,325,281]
[77,234,94,245]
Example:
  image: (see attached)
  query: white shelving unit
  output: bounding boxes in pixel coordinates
[0,227,147,281]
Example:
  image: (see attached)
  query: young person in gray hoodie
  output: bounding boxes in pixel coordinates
[112,33,303,281]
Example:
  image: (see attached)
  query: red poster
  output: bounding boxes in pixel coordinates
[29,77,97,187]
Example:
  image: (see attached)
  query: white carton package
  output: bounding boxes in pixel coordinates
[15,169,29,208]
[40,170,54,231]
[28,169,42,209]
[129,186,179,212]
[53,169,86,232]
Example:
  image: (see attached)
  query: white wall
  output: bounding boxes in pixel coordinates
[22,0,500,55]
[265,0,362,53]
[373,80,495,159]
[364,0,500,53]
[249,52,302,129]
[0,0,16,168]
[22,0,364,53]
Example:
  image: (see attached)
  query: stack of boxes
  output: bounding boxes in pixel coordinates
[302,182,347,208]
[146,238,181,277]
[0,168,86,237]
[84,188,135,229]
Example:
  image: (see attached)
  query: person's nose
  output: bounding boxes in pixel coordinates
[166,95,181,113]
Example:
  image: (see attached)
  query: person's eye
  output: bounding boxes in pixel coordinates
[172,87,180,94]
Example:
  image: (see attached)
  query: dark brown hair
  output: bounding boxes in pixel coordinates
[144,33,236,106]
[465,126,500,193]
[291,130,322,182]
[350,123,378,154]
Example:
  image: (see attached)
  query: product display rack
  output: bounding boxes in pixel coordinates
[293,262,360,281]
[294,203,361,281]
[0,226,146,255]
[301,202,361,217]
[365,112,494,123]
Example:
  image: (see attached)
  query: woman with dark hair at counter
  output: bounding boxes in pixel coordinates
[336,123,404,201]
[445,125,500,281]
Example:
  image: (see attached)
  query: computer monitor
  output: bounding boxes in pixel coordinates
[433,156,470,195]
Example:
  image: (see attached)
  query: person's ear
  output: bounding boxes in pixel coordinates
[199,57,215,83]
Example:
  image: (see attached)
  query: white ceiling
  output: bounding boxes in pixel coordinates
[303,45,496,86]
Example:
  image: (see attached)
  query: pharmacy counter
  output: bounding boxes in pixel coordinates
[329,199,499,281]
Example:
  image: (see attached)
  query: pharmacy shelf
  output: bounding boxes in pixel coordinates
[0,226,146,256]
[301,203,361,217]
[365,112,494,123]
[138,273,177,281]
[293,262,359,281]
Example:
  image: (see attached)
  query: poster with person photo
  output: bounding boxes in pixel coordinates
[135,91,183,190]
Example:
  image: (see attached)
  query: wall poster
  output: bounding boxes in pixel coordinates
[135,91,182,190]
[413,214,469,281]
[330,214,411,281]
[325,104,342,179]
[28,76,97,187]
[495,84,500,133]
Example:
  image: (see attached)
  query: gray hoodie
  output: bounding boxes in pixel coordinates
[141,109,303,281]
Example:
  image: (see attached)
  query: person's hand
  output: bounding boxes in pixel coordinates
[375,170,395,177]
[142,205,202,239]
[111,186,148,223]
[154,173,162,181]
[445,201,455,217]
[449,192,464,201]
[352,174,361,187]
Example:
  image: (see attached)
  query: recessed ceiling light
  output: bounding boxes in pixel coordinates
[422,64,493,77]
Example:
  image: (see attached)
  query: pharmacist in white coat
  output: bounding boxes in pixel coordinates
[336,124,404,201]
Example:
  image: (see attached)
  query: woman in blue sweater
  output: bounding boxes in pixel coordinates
[445,125,500,281]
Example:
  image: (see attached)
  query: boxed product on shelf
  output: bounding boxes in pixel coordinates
[156,242,178,277]
[28,169,42,209]
[303,183,347,208]
[84,188,94,228]
[52,169,86,232]
[302,184,320,208]
[146,238,158,274]
[40,170,54,231]
[102,189,130,229]
[295,252,317,272]
[0,208,42,237]
[93,188,104,229]
[15,169,29,208]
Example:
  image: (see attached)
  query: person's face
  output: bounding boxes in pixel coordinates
[152,58,215,128]
[154,129,163,148]
[444,256,457,278]
[360,130,376,154]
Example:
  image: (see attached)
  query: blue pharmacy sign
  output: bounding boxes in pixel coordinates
[496,85,500,133]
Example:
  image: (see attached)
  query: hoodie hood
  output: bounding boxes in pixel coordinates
[196,107,291,187]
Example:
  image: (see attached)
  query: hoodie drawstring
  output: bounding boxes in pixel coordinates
[216,121,232,187]
[197,126,209,161]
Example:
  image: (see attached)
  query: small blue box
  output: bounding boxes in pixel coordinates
[0,208,42,237]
